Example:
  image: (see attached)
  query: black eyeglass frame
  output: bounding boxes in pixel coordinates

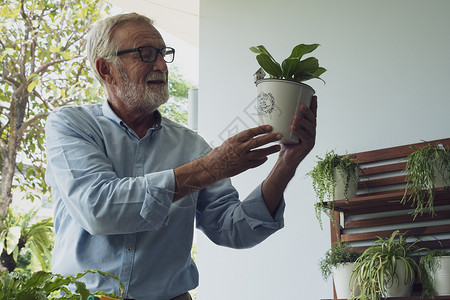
[116,46,175,63]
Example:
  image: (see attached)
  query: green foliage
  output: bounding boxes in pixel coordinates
[159,66,196,126]
[0,0,111,220]
[0,208,53,272]
[419,249,450,296]
[402,143,450,218]
[0,269,123,299]
[319,240,360,281]
[350,230,426,300]
[307,150,360,227]
[249,43,326,83]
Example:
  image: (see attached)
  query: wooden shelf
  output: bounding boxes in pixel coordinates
[324,187,450,216]
[321,297,450,300]
[323,138,450,300]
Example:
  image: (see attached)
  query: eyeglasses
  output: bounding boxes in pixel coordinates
[116,46,175,63]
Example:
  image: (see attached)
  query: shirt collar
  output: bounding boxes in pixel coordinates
[102,100,163,130]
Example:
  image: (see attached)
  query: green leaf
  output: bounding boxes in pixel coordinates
[249,45,277,62]
[281,58,299,80]
[297,57,319,73]
[289,43,320,60]
[49,44,61,53]
[27,80,39,93]
[6,226,21,254]
[256,53,282,78]
[60,51,72,59]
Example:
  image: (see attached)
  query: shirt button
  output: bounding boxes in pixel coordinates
[136,174,140,177]
[126,248,132,253]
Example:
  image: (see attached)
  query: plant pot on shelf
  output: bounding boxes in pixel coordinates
[333,262,360,299]
[256,79,314,144]
[432,255,450,296]
[333,168,358,201]
[319,241,360,299]
[307,150,360,228]
[350,230,426,300]
[384,259,414,298]
[402,143,450,218]
[421,250,450,296]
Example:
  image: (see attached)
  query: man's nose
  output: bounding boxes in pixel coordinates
[152,53,168,72]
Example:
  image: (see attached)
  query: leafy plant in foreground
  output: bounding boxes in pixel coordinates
[0,269,123,300]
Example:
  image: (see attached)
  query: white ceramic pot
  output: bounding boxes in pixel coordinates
[333,262,360,299]
[433,165,449,188]
[333,168,358,201]
[256,79,314,144]
[385,260,414,298]
[432,256,450,295]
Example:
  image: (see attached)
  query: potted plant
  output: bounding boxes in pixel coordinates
[0,269,123,299]
[350,230,426,300]
[307,150,360,228]
[420,249,450,296]
[250,43,326,144]
[402,143,450,218]
[319,240,361,299]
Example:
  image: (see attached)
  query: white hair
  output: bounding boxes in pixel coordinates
[86,13,154,85]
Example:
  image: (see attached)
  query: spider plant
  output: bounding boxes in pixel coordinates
[350,230,427,300]
[402,143,450,218]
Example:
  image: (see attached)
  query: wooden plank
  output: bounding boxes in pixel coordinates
[350,239,450,254]
[358,175,407,189]
[360,162,407,176]
[324,188,450,215]
[344,209,450,229]
[341,225,450,243]
[351,138,450,164]
[330,210,341,246]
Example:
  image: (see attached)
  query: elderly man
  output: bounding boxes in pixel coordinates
[45,12,317,300]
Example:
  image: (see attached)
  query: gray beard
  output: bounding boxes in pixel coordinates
[117,69,169,112]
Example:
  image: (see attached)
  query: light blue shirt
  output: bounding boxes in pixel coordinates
[45,101,285,300]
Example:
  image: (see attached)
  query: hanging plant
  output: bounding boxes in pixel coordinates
[402,143,450,218]
[307,150,361,228]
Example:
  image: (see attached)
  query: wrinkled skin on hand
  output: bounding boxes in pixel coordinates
[278,95,317,169]
[202,125,282,180]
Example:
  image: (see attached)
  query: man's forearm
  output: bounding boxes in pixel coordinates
[262,160,296,215]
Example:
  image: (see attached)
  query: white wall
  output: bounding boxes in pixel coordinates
[196,1,450,299]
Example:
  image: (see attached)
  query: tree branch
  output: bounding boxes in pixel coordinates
[17,112,49,138]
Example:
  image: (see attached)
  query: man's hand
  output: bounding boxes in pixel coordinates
[203,125,282,180]
[262,95,318,214]
[279,95,318,169]
[173,125,282,201]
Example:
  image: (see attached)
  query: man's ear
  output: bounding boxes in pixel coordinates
[96,58,116,85]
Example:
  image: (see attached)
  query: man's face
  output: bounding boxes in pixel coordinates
[112,22,169,112]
